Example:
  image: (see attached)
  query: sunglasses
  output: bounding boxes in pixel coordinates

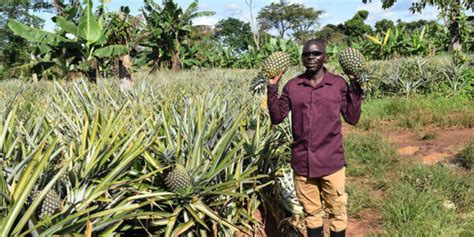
[302,51,325,57]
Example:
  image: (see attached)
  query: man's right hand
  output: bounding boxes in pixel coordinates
[268,68,286,85]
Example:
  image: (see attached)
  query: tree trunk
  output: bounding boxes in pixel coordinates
[171,38,182,71]
[449,11,462,51]
[448,0,462,51]
[245,0,260,50]
[32,73,38,82]
[119,54,133,81]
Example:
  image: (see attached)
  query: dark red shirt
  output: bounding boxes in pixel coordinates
[267,70,364,178]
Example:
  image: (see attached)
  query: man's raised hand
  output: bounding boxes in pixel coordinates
[268,68,286,85]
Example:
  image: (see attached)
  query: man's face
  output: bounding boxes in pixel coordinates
[302,42,326,72]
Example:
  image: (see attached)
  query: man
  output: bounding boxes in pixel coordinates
[267,39,363,237]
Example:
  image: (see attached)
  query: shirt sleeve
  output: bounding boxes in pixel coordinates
[267,83,291,125]
[341,80,364,125]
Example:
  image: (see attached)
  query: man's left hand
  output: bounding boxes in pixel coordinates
[347,74,357,82]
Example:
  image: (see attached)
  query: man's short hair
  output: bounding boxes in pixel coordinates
[304,39,326,48]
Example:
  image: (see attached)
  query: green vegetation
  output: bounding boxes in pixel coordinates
[381,165,473,235]
[0,68,473,235]
[1,0,473,81]
[459,139,474,169]
[0,0,473,235]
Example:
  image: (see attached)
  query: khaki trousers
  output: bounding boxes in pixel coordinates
[293,167,347,231]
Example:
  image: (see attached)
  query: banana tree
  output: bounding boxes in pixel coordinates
[102,6,142,80]
[141,0,215,71]
[8,0,128,81]
[364,28,394,59]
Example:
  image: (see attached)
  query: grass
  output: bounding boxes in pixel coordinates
[344,131,473,235]
[346,183,376,218]
[458,139,474,169]
[358,95,474,130]
[380,165,473,236]
[344,132,399,183]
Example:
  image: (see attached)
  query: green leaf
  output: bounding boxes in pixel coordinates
[165,207,183,237]
[191,200,244,234]
[1,139,58,236]
[53,16,78,36]
[7,19,66,45]
[93,45,128,58]
[77,0,103,45]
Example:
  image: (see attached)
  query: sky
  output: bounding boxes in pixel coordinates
[39,0,444,32]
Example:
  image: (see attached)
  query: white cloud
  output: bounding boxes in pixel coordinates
[192,16,219,26]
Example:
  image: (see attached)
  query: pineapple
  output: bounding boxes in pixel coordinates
[28,189,61,219]
[164,164,192,192]
[261,51,291,79]
[338,48,369,84]
[250,51,291,94]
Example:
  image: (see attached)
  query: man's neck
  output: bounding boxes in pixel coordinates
[305,68,325,87]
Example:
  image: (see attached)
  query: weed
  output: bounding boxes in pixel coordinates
[458,139,474,169]
[381,182,467,236]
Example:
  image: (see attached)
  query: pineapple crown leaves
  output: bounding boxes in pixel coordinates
[249,72,268,95]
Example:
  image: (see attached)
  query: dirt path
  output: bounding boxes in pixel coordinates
[388,127,473,165]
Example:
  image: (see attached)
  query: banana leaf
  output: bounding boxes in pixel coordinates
[93,45,128,58]
[77,0,103,45]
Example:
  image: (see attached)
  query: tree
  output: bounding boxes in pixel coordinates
[341,10,373,44]
[141,0,214,71]
[289,6,324,42]
[375,19,395,33]
[214,18,253,52]
[314,24,346,45]
[362,0,473,50]
[244,0,260,50]
[8,0,129,81]
[0,0,54,79]
[257,0,323,39]
[102,6,142,80]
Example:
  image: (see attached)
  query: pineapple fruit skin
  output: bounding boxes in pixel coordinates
[165,164,192,192]
[261,51,291,79]
[338,48,368,83]
[28,189,61,219]
[250,51,291,94]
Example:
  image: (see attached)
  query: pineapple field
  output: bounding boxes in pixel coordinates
[1,63,473,236]
[1,0,474,236]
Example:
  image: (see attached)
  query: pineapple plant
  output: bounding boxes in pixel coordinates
[164,163,192,192]
[338,48,369,84]
[250,51,291,94]
[276,165,303,215]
